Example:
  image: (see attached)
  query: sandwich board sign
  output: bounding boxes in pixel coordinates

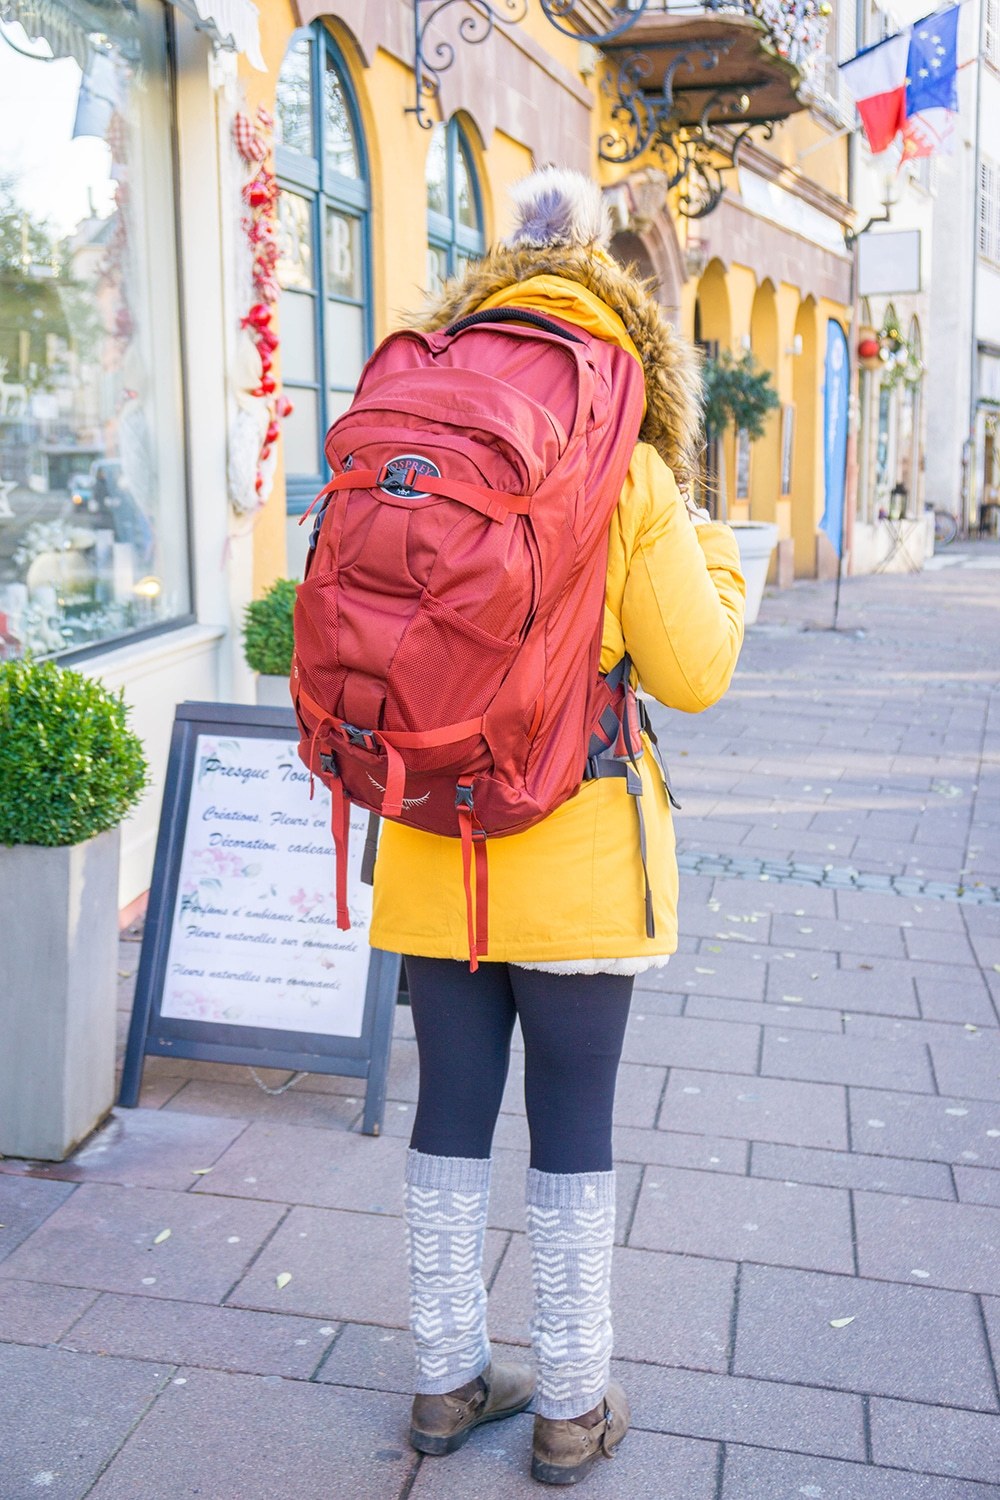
[120,702,400,1134]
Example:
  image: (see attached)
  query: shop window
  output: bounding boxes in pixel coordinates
[275,27,371,514]
[426,119,484,294]
[0,0,190,660]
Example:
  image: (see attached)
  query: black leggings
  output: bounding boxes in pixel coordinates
[405,957,633,1174]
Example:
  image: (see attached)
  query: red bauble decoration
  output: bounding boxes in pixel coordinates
[235,109,291,506]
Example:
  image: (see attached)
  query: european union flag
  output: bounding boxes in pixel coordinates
[906,4,960,115]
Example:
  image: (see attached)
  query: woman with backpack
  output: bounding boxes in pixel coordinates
[309,166,746,1485]
[372,169,745,1486]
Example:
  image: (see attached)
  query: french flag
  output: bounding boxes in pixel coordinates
[839,31,911,155]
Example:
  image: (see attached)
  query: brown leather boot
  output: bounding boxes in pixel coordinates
[531,1383,630,1485]
[409,1359,536,1456]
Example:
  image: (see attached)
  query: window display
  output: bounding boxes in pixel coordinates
[0,0,189,659]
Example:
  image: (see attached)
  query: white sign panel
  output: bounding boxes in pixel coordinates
[160,732,372,1037]
[857,229,922,296]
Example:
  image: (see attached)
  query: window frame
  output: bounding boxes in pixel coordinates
[986,0,999,72]
[979,157,1000,268]
[426,117,485,287]
[275,25,373,516]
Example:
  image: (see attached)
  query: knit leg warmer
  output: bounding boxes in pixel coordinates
[403,1149,492,1395]
[526,1167,616,1420]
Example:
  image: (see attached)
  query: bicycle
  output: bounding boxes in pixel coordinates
[932,509,959,546]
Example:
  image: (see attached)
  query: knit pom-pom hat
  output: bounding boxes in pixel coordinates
[503,167,612,252]
[412,167,703,492]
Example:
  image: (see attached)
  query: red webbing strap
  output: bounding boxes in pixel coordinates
[474,832,489,960]
[456,778,488,972]
[378,717,484,750]
[457,789,477,972]
[336,467,531,524]
[416,472,531,521]
[296,472,345,527]
[375,736,406,819]
[297,681,482,758]
[296,682,337,734]
[328,772,352,931]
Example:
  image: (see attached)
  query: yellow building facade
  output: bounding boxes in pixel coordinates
[0,0,855,909]
[244,1,853,593]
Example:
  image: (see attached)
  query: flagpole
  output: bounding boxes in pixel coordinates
[833,220,859,634]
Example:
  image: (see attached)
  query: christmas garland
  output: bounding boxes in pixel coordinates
[747,0,830,74]
[232,105,292,507]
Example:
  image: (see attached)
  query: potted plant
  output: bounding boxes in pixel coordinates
[242,577,296,707]
[702,349,781,624]
[0,658,148,1159]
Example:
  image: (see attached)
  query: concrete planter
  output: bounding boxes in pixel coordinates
[256,673,291,708]
[730,521,780,626]
[0,828,120,1160]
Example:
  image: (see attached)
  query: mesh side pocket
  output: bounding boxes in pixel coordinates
[293,575,347,715]
[384,595,518,774]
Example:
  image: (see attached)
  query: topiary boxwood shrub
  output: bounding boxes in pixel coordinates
[242,577,297,677]
[0,659,149,847]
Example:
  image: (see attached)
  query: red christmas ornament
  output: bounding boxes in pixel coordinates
[234,103,291,510]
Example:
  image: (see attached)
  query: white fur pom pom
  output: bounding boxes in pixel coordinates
[504,167,611,251]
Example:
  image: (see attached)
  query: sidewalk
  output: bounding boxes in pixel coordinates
[2,543,999,1499]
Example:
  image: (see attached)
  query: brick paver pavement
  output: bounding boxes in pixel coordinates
[1,542,999,1498]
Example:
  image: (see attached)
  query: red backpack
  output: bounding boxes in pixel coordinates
[292,307,646,967]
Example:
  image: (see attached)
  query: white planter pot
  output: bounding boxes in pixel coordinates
[730,522,780,626]
[256,673,292,708]
[0,828,120,1160]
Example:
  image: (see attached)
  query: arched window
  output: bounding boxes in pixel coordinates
[426,118,484,293]
[275,27,371,512]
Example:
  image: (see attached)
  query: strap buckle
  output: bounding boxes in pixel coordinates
[341,722,377,752]
[318,751,338,776]
[455,784,474,812]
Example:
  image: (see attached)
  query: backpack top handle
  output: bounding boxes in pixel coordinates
[445,306,585,344]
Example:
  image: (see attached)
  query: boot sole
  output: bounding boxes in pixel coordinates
[531,1433,627,1486]
[410,1394,534,1456]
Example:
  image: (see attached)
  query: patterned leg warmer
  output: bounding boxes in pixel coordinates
[403,1149,492,1394]
[526,1167,616,1420]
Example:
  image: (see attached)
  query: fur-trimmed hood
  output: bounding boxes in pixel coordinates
[409,245,703,492]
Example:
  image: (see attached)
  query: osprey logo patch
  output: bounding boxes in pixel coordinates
[379,454,440,500]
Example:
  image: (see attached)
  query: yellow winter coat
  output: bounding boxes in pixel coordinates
[369,275,745,963]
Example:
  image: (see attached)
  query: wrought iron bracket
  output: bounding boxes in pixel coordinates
[600,45,778,218]
[538,0,653,45]
[408,0,529,129]
[597,38,736,164]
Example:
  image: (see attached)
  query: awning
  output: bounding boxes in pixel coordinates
[168,0,264,69]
